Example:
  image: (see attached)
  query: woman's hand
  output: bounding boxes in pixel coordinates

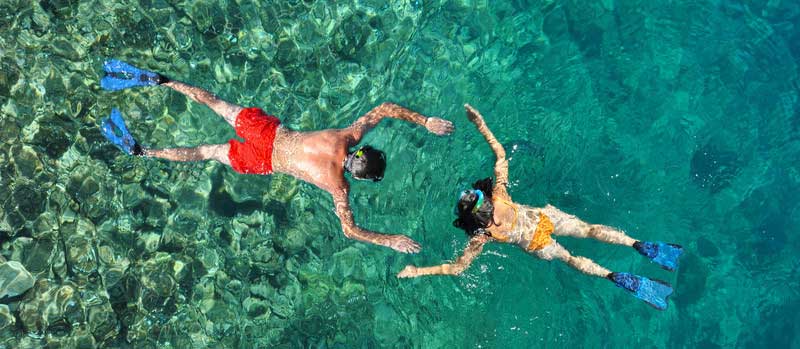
[464,104,484,123]
[397,265,419,278]
[425,117,454,135]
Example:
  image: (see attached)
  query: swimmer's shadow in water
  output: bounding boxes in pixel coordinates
[207,168,290,227]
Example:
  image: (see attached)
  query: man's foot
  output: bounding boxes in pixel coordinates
[634,241,683,271]
[100,109,142,156]
[101,59,168,91]
[608,272,673,310]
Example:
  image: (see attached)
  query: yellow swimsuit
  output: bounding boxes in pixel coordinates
[492,200,554,251]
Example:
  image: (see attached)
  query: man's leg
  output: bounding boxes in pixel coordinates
[162,80,243,127]
[544,205,636,246]
[144,143,231,166]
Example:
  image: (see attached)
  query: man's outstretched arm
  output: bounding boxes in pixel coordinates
[331,187,421,253]
[347,102,454,142]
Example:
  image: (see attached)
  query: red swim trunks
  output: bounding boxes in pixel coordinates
[228,107,280,175]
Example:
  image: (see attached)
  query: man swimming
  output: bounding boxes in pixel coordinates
[99,59,454,253]
[397,104,683,310]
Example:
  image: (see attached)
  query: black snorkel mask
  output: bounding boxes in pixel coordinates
[344,146,384,182]
[344,148,363,173]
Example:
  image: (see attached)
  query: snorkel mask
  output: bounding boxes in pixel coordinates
[344,146,385,181]
[456,189,485,214]
[344,148,365,172]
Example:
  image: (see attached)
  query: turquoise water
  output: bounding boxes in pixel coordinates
[1,0,799,347]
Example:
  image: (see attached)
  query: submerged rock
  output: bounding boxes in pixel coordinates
[275,227,307,254]
[45,184,73,217]
[270,293,294,319]
[86,294,119,343]
[0,304,14,331]
[0,58,21,107]
[332,11,372,61]
[136,232,162,254]
[250,243,281,274]
[10,237,58,275]
[97,244,130,289]
[331,246,367,282]
[12,145,43,178]
[64,233,97,279]
[136,252,183,325]
[0,260,35,298]
[243,296,271,319]
[161,209,204,252]
[60,325,97,348]
[17,279,85,337]
[0,304,17,347]
[32,211,59,240]
[30,112,74,160]
[11,180,47,223]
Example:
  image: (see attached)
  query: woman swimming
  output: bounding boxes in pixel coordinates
[397,104,683,310]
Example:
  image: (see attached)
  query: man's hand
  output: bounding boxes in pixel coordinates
[397,265,419,278]
[386,235,422,254]
[425,117,454,136]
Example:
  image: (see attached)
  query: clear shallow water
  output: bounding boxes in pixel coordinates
[1,0,799,347]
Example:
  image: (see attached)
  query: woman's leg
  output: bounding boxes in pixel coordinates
[535,242,610,278]
[535,241,674,309]
[544,205,636,247]
[544,205,683,271]
[144,143,231,166]
[162,80,243,127]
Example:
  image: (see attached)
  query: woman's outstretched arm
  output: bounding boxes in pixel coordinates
[464,104,510,198]
[397,234,490,277]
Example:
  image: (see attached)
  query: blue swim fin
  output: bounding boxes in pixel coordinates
[100,109,142,155]
[609,272,673,310]
[101,59,167,91]
[634,241,683,271]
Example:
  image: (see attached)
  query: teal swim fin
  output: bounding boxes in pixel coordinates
[609,272,673,310]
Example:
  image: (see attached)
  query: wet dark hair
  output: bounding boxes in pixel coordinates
[344,145,386,182]
[453,177,496,236]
